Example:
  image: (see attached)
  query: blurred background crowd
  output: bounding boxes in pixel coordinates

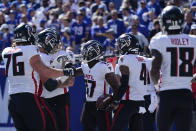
[0,0,195,58]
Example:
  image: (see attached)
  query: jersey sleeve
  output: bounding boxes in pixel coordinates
[27,45,39,59]
[149,36,162,53]
[115,55,129,76]
[103,62,114,75]
[81,63,86,73]
[1,48,7,59]
[115,63,121,76]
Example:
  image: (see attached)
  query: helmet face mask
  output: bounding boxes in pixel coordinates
[116,33,139,55]
[160,6,184,34]
[81,40,104,63]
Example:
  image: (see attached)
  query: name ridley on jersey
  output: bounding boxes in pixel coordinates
[149,34,196,91]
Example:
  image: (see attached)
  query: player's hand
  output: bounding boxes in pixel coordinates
[139,107,146,114]
[148,93,158,113]
[105,100,120,111]
[96,94,113,110]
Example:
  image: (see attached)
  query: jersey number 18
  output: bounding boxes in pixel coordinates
[167,47,194,77]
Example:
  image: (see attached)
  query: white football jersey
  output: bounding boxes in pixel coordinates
[115,54,147,101]
[39,51,69,98]
[149,34,196,91]
[145,57,156,95]
[81,61,114,101]
[2,45,40,95]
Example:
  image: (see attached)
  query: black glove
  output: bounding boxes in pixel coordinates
[64,62,74,68]
[63,68,74,76]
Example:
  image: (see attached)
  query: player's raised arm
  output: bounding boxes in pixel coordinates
[150,49,162,85]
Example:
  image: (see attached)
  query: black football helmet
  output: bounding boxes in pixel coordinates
[81,40,104,63]
[44,28,61,44]
[160,6,184,33]
[116,33,139,55]
[37,28,60,54]
[13,23,36,45]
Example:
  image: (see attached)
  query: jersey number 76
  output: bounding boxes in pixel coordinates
[4,52,25,76]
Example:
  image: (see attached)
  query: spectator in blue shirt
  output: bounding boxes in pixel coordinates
[79,7,92,39]
[71,11,87,53]
[90,0,107,14]
[191,1,196,23]
[0,0,10,14]
[47,10,60,30]
[183,9,193,34]
[142,10,155,34]
[130,24,149,54]
[103,28,116,55]
[147,0,161,17]
[127,15,149,38]
[12,0,26,9]
[37,19,46,32]
[137,0,149,25]
[91,16,107,43]
[79,7,92,26]
[27,8,35,21]
[27,0,40,10]
[0,12,5,27]
[0,24,13,48]
[6,10,18,32]
[61,27,75,50]
[107,9,126,38]
[0,32,4,53]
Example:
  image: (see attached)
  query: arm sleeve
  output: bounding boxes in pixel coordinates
[28,45,39,59]
[115,55,129,75]
[103,62,114,75]
[149,36,162,53]
[115,64,121,76]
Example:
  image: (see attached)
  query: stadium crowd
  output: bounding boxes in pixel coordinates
[0,0,195,56]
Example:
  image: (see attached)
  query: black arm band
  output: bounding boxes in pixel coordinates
[44,78,58,92]
[113,75,129,101]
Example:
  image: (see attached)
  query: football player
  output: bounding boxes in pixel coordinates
[112,33,147,131]
[140,54,158,131]
[149,6,196,131]
[37,28,74,131]
[1,24,72,131]
[64,40,129,131]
